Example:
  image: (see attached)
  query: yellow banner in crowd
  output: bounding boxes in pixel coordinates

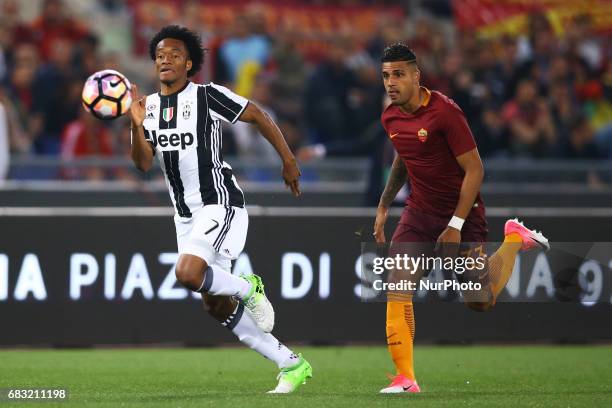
[452,0,612,37]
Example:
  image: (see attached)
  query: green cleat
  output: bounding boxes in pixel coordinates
[267,355,313,394]
[241,274,275,333]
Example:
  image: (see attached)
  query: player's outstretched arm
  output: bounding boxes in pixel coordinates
[129,84,154,172]
[238,102,301,197]
[374,154,407,243]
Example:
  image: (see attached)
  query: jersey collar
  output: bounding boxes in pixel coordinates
[421,86,431,107]
[158,80,190,98]
[397,86,432,117]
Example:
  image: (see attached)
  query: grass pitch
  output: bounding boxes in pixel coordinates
[1,345,611,407]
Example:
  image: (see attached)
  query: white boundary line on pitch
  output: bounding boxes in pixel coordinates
[0,207,612,217]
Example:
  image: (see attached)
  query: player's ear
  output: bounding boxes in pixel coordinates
[413,67,420,84]
[186,59,193,72]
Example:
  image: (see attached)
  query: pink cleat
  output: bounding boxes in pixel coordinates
[504,218,550,251]
[379,374,421,394]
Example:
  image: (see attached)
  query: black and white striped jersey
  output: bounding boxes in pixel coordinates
[138,81,247,219]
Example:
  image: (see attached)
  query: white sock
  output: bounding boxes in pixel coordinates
[223,303,300,369]
[197,267,250,299]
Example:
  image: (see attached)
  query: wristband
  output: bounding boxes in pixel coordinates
[448,216,465,231]
[313,144,327,158]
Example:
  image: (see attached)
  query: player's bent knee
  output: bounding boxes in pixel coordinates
[175,254,209,288]
[465,301,494,312]
[175,256,208,291]
[175,265,197,289]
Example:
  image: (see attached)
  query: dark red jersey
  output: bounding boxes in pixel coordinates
[381,87,485,225]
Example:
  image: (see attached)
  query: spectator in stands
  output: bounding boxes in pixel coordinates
[562,115,603,159]
[218,12,271,87]
[7,43,39,105]
[0,18,8,83]
[0,0,35,57]
[73,33,101,80]
[516,13,552,63]
[577,80,612,135]
[1,43,39,152]
[565,13,603,71]
[476,107,507,158]
[549,80,577,142]
[502,78,557,157]
[495,35,522,102]
[304,37,357,146]
[366,14,406,62]
[516,14,559,90]
[0,100,8,180]
[344,34,384,141]
[60,109,113,180]
[268,26,306,124]
[548,55,572,85]
[471,39,505,105]
[427,50,462,96]
[180,0,214,84]
[30,0,90,63]
[31,37,80,155]
[449,68,483,127]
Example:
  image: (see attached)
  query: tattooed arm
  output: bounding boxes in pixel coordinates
[373,154,408,243]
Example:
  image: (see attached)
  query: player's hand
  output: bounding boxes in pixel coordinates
[282,158,301,197]
[129,84,146,127]
[373,206,388,243]
[435,226,461,257]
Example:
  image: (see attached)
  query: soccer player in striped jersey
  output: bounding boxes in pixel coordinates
[129,25,311,394]
[373,43,549,393]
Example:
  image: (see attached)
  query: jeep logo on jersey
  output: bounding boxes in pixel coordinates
[150,130,196,151]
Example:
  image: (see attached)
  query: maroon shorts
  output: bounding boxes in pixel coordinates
[390,206,490,301]
[391,206,488,244]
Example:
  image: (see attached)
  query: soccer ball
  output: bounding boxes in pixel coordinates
[82,69,132,120]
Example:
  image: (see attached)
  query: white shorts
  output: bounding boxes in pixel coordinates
[175,205,248,274]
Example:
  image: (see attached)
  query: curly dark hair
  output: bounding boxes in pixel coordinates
[381,42,417,64]
[149,25,205,77]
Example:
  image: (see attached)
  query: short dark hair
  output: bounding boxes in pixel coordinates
[149,25,205,77]
[381,43,417,64]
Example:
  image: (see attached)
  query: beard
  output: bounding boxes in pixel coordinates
[390,88,416,107]
[160,77,175,86]
[390,95,409,106]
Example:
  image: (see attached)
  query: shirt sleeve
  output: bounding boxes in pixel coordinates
[380,114,388,134]
[130,127,156,156]
[441,100,477,157]
[206,82,249,123]
[129,94,156,155]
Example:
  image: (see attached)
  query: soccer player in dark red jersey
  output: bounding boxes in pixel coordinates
[373,43,550,393]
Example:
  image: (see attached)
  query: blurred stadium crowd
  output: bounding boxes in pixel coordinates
[0,0,610,182]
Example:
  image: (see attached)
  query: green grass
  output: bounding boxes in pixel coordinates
[0,346,611,407]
